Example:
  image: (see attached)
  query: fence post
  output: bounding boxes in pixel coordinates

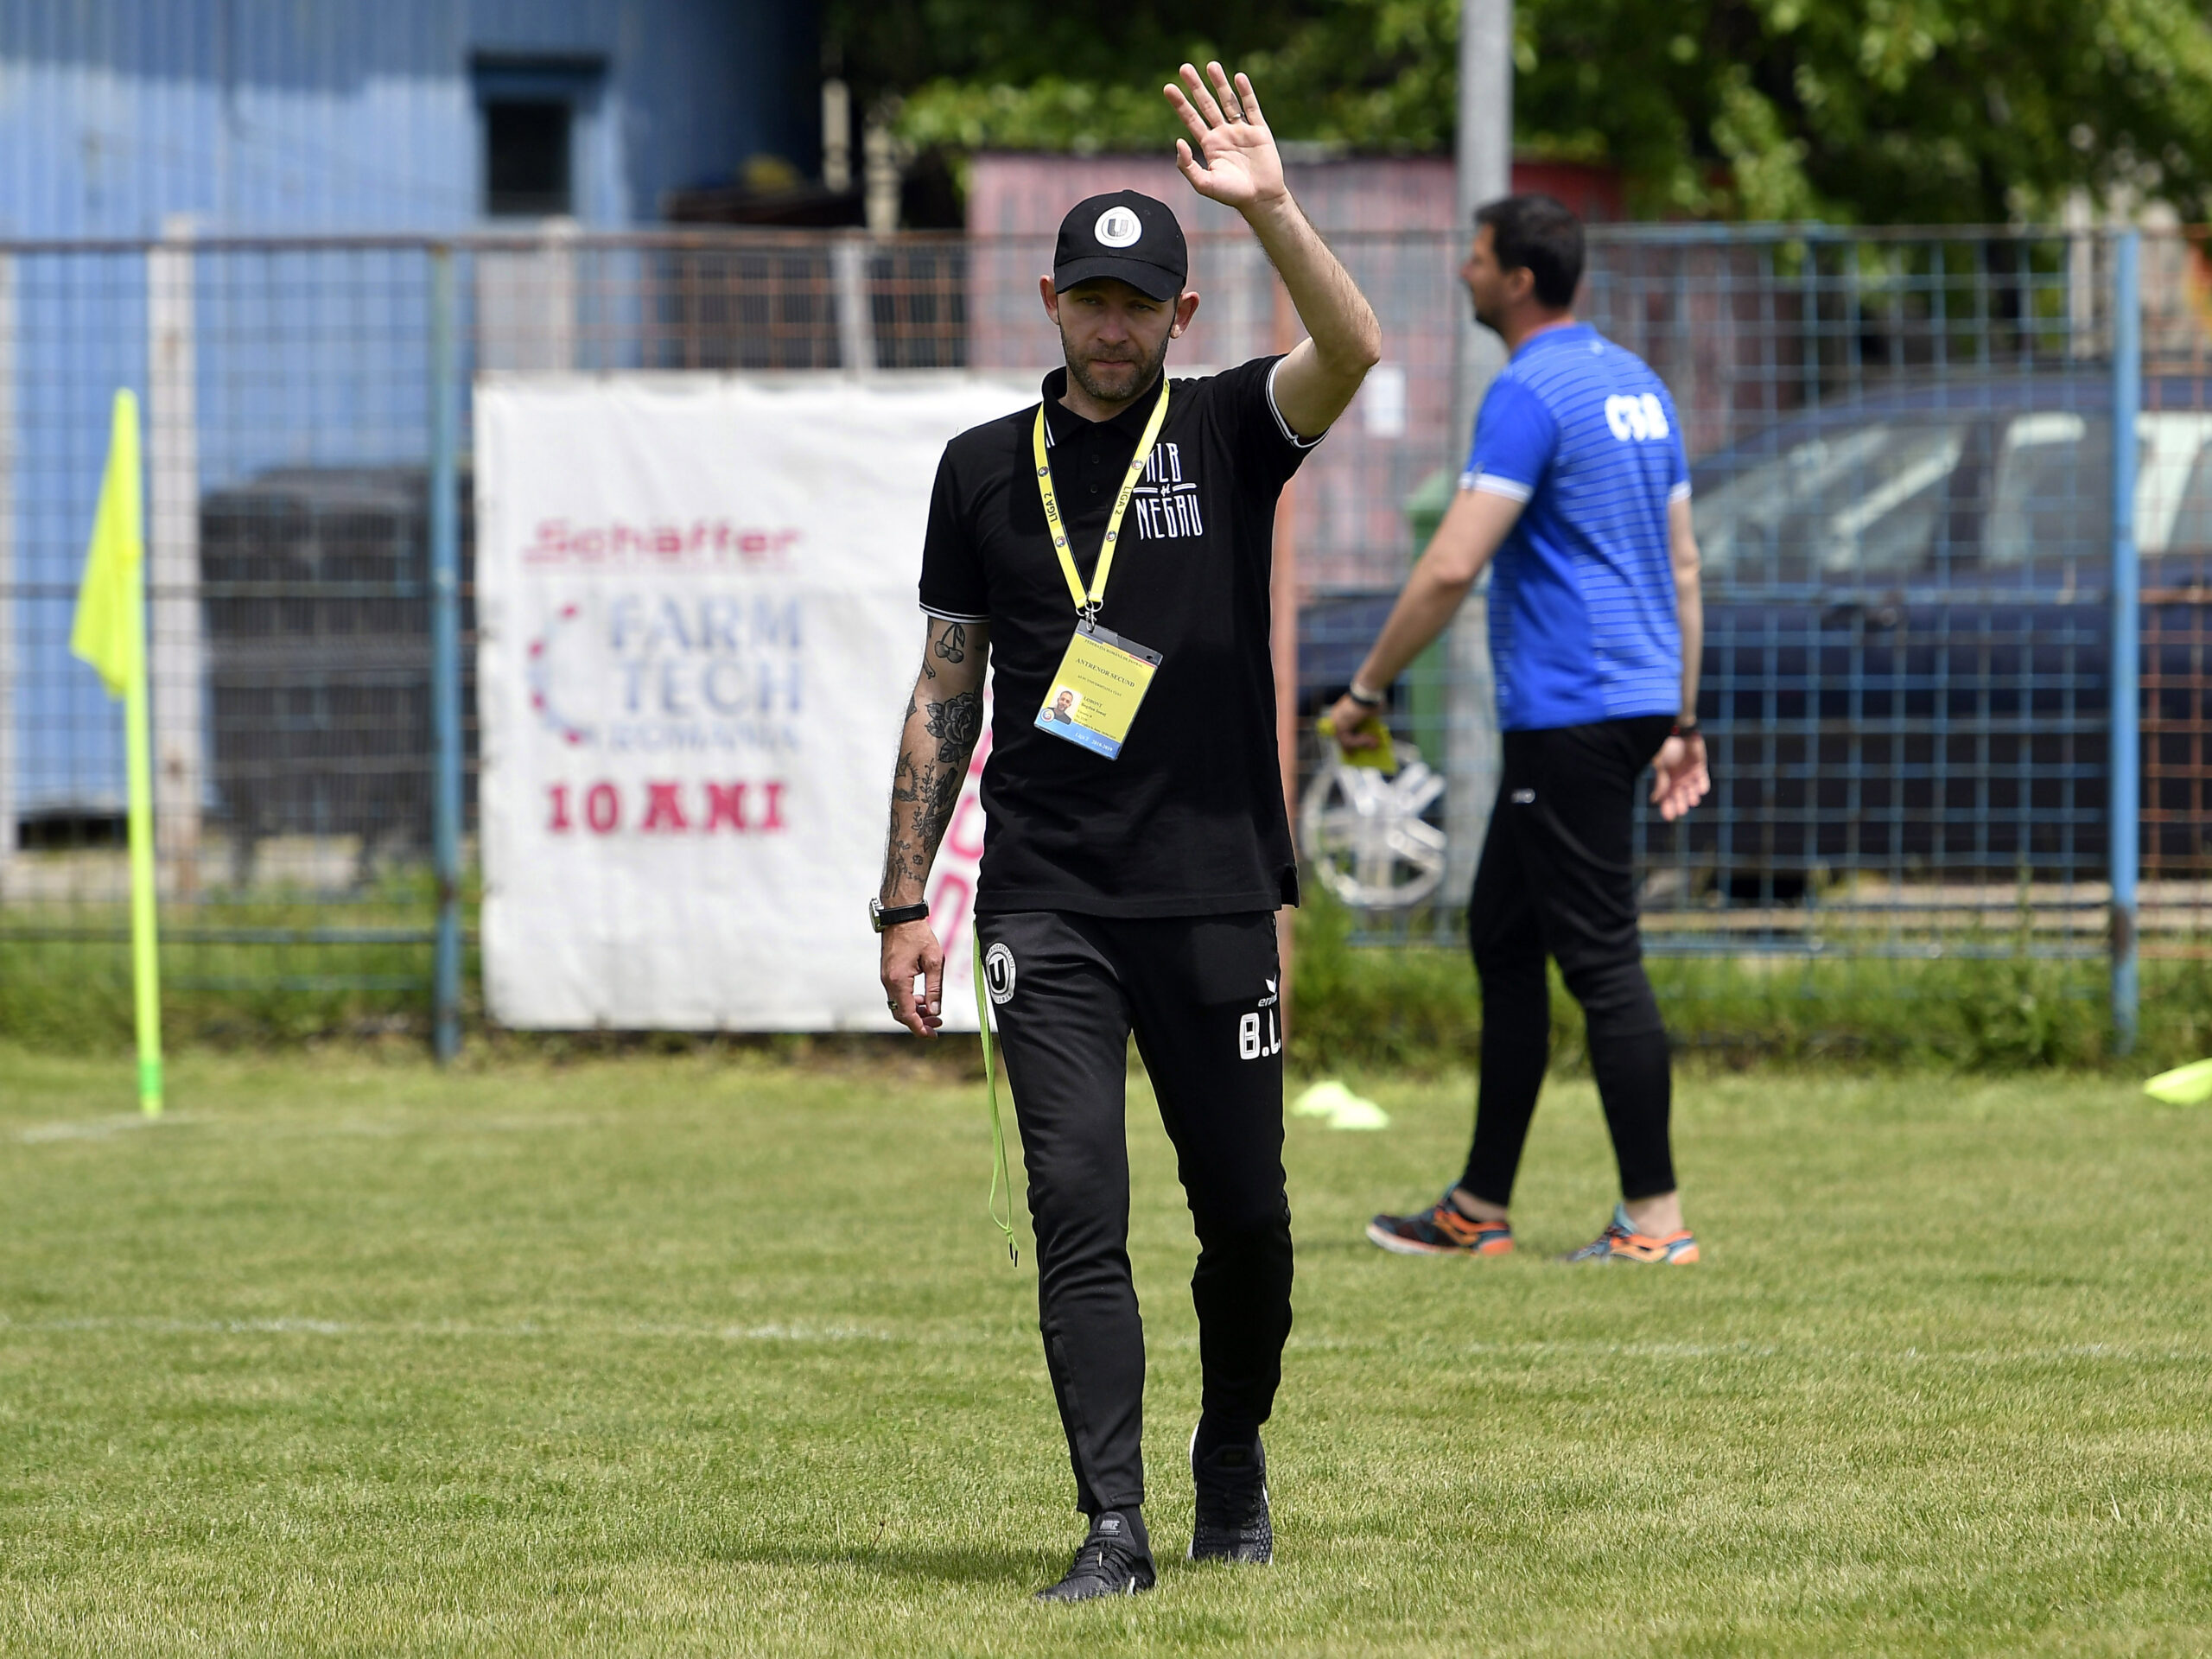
[0,253,14,897]
[833,232,874,374]
[148,215,204,897]
[429,246,463,1063]
[2110,229,2141,1054]
[1444,0,1514,906]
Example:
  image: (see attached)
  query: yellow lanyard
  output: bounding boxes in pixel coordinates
[1031,378,1172,623]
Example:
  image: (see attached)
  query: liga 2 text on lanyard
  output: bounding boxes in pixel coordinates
[1028,381,1170,760]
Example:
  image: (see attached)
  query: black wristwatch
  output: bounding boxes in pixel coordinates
[1346,679,1386,709]
[1674,715,1700,737]
[870,898,930,933]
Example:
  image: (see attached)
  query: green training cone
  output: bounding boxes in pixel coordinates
[2144,1057,2212,1105]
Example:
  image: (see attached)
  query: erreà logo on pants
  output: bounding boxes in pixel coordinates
[984,943,1017,1005]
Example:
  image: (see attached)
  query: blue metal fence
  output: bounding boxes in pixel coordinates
[1287,224,2212,1049]
[0,223,2200,1049]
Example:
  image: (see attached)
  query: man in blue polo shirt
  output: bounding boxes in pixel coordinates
[1327,193,1711,1266]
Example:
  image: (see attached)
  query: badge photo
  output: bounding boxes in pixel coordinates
[1027,380,1170,760]
[1033,625,1160,760]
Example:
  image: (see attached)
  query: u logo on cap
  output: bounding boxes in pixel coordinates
[1094,207,1142,248]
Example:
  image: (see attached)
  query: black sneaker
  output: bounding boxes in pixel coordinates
[1189,1428,1272,1564]
[1365,1192,1515,1256]
[1034,1510,1156,1602]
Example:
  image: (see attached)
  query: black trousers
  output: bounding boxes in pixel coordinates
[979,908,1294,1517]
[1459,714,1679,1206]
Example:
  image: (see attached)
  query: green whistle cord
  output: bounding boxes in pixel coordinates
[973,932,1020,1264]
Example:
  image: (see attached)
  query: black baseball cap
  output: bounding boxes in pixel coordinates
[1052,191,1188,302]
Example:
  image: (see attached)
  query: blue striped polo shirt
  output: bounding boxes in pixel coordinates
[1462,323,1688,731]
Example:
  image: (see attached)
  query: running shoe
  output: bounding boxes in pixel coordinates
[1189,1427,1272,1564]
[1034,1510,1156,1602]
[1365,1192,1515,1256]
[1560,1202,1700,1264]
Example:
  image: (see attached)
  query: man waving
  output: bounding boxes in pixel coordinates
[873,64,1379,1601]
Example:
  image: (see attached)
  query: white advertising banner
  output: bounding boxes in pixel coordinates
[475,373,1032,1030]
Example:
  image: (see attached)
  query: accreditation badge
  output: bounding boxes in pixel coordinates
[1034,621,1162,760]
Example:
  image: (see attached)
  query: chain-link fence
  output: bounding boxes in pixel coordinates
[1303,225,2212,1053]
[0,222,2201,1045]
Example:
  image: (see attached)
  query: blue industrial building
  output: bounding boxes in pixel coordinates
[3,1,819,838]
[0,1,817,234]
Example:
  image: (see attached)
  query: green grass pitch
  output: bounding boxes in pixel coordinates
[3,1045,2209,1656]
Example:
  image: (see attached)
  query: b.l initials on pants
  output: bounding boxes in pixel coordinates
[1239,978,1283,1060]
[1238,1009,1281,1060]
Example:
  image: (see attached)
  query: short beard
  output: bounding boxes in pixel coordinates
[1061,327,1172,409]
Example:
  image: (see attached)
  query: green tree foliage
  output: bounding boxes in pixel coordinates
[830,0,2212,222]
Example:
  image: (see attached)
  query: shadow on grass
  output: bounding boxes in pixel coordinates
[716,1539,1057,1590]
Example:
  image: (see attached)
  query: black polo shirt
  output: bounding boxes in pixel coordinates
[918,356,1323,918]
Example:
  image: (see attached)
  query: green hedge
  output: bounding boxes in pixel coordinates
[1289,885,2212,1076]
[8,883,2211,1076]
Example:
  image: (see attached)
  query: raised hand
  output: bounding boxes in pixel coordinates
[1164,62,1286,214]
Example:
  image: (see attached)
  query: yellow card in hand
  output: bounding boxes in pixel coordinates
[1036,622,1163,760]
[1317,713,1397,772]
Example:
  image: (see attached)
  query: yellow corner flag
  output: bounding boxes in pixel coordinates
[70,390,162,1116]
[71,391,143,696]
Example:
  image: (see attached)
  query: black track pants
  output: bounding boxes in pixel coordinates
[978,909,1294,1517]
[1459,714,1679,1207]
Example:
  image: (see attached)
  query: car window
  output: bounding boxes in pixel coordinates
[1981,412,2110,569]
[1694,422,1965,583]
[2164,435,2212,558]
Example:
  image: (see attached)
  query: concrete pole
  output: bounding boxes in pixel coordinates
[833,232,874,375]
[0,256,14,895]
[2109,230,2141,1052]
[1272,274,1301,1027]
[1444,0,1512,899]
[821,79,852,194]
[429,247,463,1064]
[148,215,203,896]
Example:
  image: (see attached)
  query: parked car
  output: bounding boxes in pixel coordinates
[1302,373,2212,894]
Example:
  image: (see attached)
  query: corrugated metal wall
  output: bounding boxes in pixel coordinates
[0,1,812,821]
[0,0,810,235]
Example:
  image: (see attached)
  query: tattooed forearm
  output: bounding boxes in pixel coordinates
[924,690,981,763]
[880,619,989,906]
[914,756,963,845]
[881,695,984,899]
[883,819,929,893]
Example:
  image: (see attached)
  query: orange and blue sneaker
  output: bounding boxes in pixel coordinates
[1365,1193,1515,1257]
[1560,1203,1700,1265]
